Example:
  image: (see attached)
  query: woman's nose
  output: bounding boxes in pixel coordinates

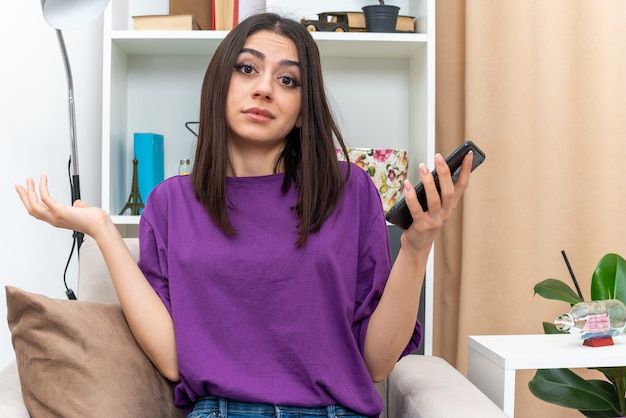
[252,74,273,100]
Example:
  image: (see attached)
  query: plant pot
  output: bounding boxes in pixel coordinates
[362,5,400,33]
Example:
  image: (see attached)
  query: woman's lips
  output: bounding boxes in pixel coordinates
[243,107,274,122]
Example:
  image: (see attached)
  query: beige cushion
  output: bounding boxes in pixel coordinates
[6,285,184,418]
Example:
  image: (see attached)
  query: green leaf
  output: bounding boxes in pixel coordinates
[595,366,626,381]
[585,379,621,404]
[580,379,623,417]
[528,369,619,411]
[534,279,583,304]
[580,409,618,418]
[591,254,626,306]
[595,367,626,415]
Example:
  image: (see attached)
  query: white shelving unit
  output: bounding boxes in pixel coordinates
[101,0,435,354]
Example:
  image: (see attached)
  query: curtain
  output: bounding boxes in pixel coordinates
[434,1,626,416]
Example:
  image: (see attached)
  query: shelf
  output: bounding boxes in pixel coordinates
[104,0,435,354]
[111,30,428,58]
[111,215,141,225]
[312,32,428,58]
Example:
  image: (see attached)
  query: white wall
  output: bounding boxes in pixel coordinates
[0,4,103,368]
[0,0,421,369]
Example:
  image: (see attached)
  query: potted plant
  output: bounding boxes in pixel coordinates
[362,0,400,33]
[530,253,626,416]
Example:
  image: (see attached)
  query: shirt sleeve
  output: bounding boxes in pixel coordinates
[351,174,423,359]
[137,187,173,315]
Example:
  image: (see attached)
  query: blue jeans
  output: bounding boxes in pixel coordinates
[187,395,370,418]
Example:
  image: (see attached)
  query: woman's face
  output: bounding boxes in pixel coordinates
[226,30,303,153]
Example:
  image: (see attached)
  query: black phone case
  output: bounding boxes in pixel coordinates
[385,141,486,229]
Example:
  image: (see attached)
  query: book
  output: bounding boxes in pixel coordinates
[133,14,200,31]
[213,0,239,30]
[170,0,212,31]
[133,133,164,206]
[396,15,416,33]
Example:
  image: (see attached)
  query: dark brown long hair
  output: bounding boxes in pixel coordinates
[191,13,349,247]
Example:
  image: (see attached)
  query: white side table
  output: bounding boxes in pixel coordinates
[467,334,626,417]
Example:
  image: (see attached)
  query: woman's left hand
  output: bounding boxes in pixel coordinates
[400,151,473,258]
[365,151,474,381]
[364,151,474,381]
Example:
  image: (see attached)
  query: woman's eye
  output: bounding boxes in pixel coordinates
[280,76,294,86]
[280,75,301,88]
[235,63,255,74]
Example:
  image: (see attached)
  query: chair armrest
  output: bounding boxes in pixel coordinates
[387,355,508,418]
[0,361,29,417]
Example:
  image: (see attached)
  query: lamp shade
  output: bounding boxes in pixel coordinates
[40,0,110,30]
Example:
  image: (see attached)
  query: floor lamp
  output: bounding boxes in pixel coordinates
[38,0,110,298]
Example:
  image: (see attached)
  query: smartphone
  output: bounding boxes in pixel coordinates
[385,141,486,229]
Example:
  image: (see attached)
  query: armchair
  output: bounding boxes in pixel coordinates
[1,238,506,417]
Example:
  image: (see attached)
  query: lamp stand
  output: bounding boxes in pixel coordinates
[55,29,84,251]
[39,0,111,300]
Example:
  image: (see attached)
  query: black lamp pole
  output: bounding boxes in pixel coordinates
[55,28,84,251]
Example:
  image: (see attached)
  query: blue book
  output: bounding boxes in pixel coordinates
[133,133,164,207]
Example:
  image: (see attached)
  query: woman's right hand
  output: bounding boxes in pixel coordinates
[17,174,180,381]
[16,174,110,238]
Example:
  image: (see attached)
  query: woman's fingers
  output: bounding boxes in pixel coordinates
[15,181,29,210]
[401,178,418,218]
[405,151,475,225]
[435,154,454,212]
[438,150,473,213]
[16,174,59,223]
[38,174,61,213]
[38,173,50,201]
[16,177,41,216]
[455,151,473,192]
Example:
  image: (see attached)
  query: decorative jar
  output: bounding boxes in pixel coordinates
[337,148,408,213]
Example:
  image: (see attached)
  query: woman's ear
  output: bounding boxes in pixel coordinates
[295,114,302,128]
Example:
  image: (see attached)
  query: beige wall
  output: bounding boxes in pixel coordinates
[435,2,626,417]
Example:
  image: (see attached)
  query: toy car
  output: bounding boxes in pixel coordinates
[301,16,349,32]
[301,11,415,33]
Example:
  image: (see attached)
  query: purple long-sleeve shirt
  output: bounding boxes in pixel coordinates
[137,162,422,417]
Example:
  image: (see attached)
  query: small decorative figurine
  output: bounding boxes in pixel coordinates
[554,299,626,347]
[119,158,145,216]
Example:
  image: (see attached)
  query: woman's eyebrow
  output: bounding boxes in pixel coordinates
[240,47,301,68]
[240,47,264,59]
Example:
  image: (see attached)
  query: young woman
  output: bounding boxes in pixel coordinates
[16,13,473,418]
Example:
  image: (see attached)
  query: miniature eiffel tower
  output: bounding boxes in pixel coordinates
[119,157,145,216]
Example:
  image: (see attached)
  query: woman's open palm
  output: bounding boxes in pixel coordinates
[16,174,109,237]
